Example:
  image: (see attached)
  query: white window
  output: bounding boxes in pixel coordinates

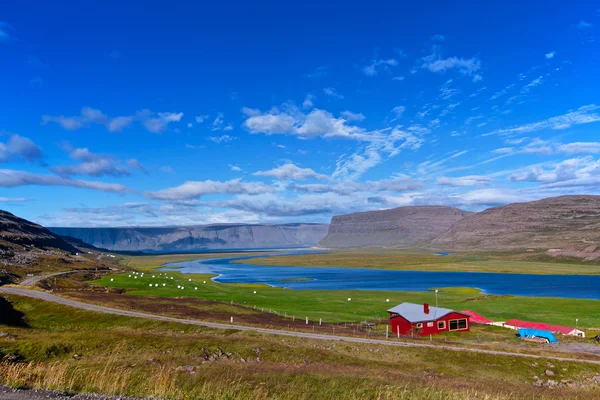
[437,321,446,330]
[427,322,434,327]
[449,319,468,331]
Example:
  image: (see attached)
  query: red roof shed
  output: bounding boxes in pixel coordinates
[460,310,493,324]
[505,319,584,337]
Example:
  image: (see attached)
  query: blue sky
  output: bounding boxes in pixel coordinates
[1,1,600,226]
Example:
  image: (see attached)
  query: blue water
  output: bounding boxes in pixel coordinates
[163,253,600,300]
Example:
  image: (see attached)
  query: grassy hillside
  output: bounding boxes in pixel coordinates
[2,294,600,400]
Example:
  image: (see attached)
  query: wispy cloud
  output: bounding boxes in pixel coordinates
[207,135,234,144]
[362,58,398,76]
[0,169,130,193]
[545,51,556,59]
[195,114,209,123]
[211,112,233,131]
[254,163,330,181]
[483,104,600,136]
[0,135,43,163]
[146,179,275,201]
[340,111,365,121]
[436,175,491,187]
[323,87,344,99]
[41,107,182,133]
[51,147,133,177]
[421,47,481,76]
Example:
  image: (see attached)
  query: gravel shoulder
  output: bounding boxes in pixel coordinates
[0,385,153,400]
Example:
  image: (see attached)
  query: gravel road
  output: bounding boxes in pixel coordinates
[0,384,151,400]
[2,285,600,365]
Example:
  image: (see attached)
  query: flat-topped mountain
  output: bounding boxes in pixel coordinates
[318,206,472,249]
[431,195,600,250]
[49,223,329,251]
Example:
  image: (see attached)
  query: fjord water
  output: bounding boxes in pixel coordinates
[165,253,600,300]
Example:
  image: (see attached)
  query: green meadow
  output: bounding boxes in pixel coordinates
[95,259,600,329]
[3,295,600,400]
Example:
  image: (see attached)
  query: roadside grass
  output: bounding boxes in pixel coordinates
[2,295,600,400]
[241,251,600,275]
[93,269,600,329]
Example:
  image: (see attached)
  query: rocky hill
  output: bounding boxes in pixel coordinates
[0,210,77,254]
[49,223,329,251]
[431,195,600,251]
[318,206,471,248]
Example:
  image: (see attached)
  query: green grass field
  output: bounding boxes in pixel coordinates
[95,263,600,329]
[2,294,600,400]
[239,251,600,275]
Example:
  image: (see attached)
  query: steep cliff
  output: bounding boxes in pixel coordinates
[318,206,471,248]
[49,223,329,251]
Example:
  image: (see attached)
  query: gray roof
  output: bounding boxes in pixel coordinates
[387,302,457,323]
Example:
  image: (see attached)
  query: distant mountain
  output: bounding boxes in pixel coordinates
[431,195,600,251]
[318,206,471,249]
[49,223,329,251]
[0,210,77,253]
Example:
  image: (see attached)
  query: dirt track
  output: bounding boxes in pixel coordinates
[2,285,600,365]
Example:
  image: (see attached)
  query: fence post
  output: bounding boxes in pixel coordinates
[306,317,308,325]
[386,325,389,339]
[319,318,322,326]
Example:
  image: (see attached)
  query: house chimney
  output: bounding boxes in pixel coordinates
[424,303,430,314]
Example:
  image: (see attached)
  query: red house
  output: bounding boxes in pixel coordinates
[388,302,470,336]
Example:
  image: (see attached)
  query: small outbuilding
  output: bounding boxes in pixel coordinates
[460,310,493,325]
[504,319,585,338]
[388,302,470,336]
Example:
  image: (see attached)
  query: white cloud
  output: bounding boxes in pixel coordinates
[520,76,543,94]
[211,112,233,131]
[436,175,492,187]
[0,135,43,162]
[0,197,29,203]
[323,87,344,99]
[147,179,275,200]
[291,178,422,195]
[51,147,131,177]
[302,94,315,109]
[340,110,365,121]
[362,59,398,76]
[241,107,261,117]
[484,104,600,136]
[489,84,515,101]
[422,48,481,76]
[391,106,406,117]
[511,157,599,184]
[472,74,483,83]
[229,164,242,172]
[254,163,330,181]
[556,142,600,154]
[392,76,405,81]
[450,189,523,207]
[42,107,181,133]
[0,169,130,193]
[207,135,234,144]
[195,114,209,123]
[545,51,555,59]
[431,34,445,41]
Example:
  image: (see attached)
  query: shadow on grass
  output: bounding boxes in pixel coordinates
[0,297,29,328]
